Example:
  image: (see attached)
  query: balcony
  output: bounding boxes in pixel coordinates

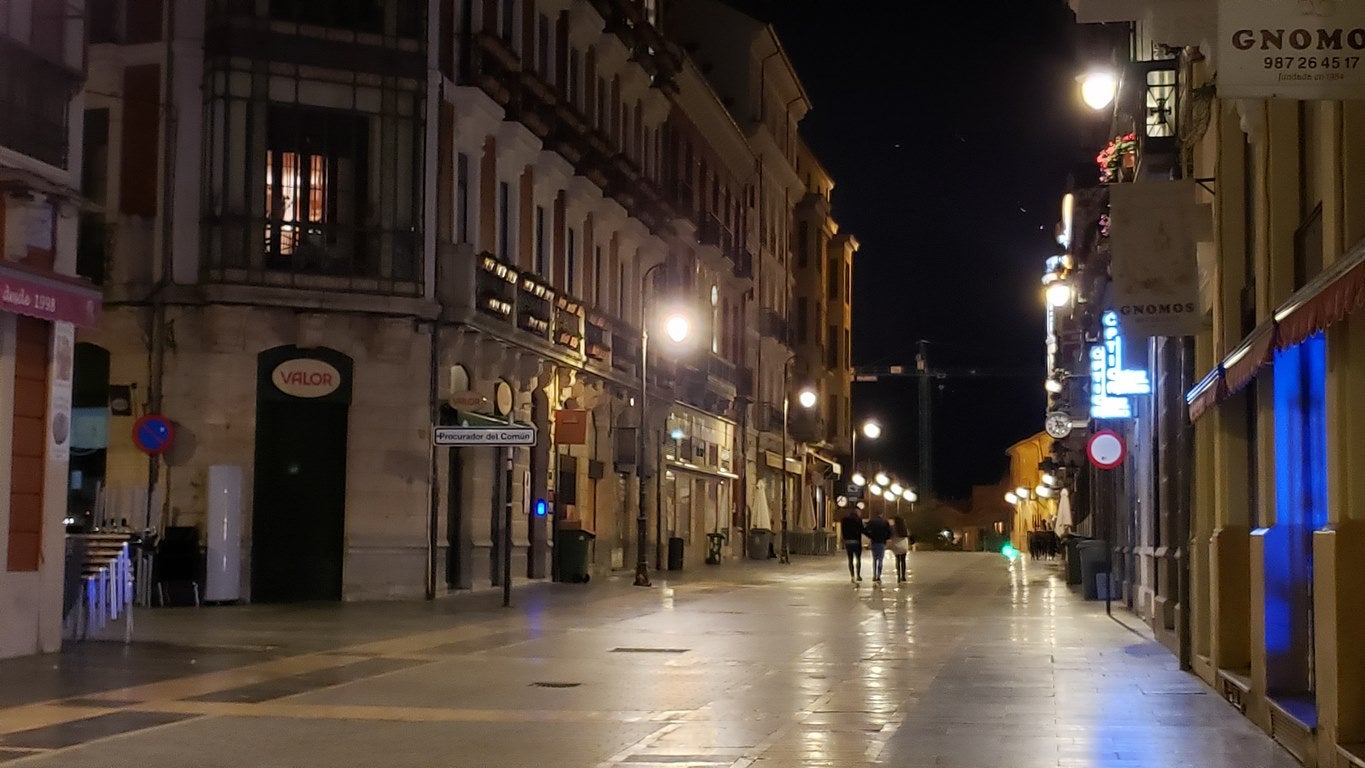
[584,0,682,92]
[0,36,81,169]
[759,309,789,344]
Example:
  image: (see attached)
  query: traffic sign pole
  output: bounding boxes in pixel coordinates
[503,447,513,608]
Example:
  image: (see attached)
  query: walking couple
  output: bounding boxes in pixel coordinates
[839,507,911,584]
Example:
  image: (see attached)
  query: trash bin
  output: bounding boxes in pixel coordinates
[1076,539,1110,600]
[747,530,772,560]
[667,537,685,570]
[705,532,727,565]
[555,529,595,583]
[1062,536,1086,585]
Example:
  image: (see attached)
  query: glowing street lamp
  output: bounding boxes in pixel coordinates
[1080,70,1118,111]
[852,472,866,487]
[875,472,890,487]
[780,378,819,564]
[634,268,693,588]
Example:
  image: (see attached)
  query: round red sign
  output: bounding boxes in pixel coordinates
[1087,430,1126,470]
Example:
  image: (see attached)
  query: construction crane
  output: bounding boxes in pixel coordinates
[853,340,1036,499]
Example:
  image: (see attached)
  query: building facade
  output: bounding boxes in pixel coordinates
[0,0,101,659]
[27,0,851,630]
[1063,2,1365,765]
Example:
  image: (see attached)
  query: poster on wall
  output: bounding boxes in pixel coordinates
[1218,0,1365,99]
[1108,180,1204,338]
[48,321,75,453]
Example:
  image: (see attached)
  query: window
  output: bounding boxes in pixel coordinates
[537,14,552,76]
[796,298,808,344]
[845,328,851,368]
[568,48,581,107]
[263,107,369,274]
[456,153,470,244]
[534,205,547,278]
[617,258,626,320]
[567,230,579,296]
[797,222,809,269]
[499,0,516,44]
[498,182,511,261]
[597,77,608,129]
[827,257,838,299]
[593,239,602,306]
[827,325,838,369]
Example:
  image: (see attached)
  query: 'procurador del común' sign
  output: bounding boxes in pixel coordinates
[1219,0,1365,99]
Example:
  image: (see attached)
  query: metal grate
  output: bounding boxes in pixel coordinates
[531,682,581,689]
[611,647,689,654]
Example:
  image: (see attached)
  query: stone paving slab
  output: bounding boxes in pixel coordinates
[0,554,1302,767]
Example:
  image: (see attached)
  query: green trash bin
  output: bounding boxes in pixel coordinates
[556,529,595,583]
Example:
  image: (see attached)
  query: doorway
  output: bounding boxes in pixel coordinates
[251,347,352,602]
[440,404,466,589]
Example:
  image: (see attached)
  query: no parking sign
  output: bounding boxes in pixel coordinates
[132,414,176,456]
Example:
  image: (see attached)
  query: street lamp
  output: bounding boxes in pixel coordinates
[1046,282,1074,308]
[780,378,818,564]
[874,471,890,488]
[1079,70,1118,111]
[635,262,691,588]
[849,419,881,496]
[851,472,867,487]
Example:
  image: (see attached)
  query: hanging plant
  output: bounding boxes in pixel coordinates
[1096,132,1138,182]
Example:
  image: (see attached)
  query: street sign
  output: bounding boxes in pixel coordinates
[843,483,865,499]
[1087,430,1126,470]
[433,425,537,446]
[132,414,175,456]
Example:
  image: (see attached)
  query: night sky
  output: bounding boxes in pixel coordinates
[731,1,1095,499]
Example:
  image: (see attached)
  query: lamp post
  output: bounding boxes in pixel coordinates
[634,263,690,588]
[851,419,881,480]
[779,358,817,565]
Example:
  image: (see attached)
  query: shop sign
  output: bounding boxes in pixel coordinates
[1090,312,1151,420]
[272,358,342,398]
[0,262,101,327]
[1218,0,1365,99]
[1108,180,1203,338]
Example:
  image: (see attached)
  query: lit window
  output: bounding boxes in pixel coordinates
[264,150,327,257]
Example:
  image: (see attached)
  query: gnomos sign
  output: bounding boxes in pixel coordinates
[272,358,341,398]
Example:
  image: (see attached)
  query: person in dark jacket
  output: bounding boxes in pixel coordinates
[863,511,894,583]
[839,508,865,584]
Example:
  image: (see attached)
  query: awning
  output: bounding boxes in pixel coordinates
[804,448,842,477]
[1187,240,1365,421]
[0,260,101,327]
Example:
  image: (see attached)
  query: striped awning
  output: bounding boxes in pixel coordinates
[1187,240,1365,421]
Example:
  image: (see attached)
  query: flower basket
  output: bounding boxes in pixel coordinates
[1096,132,1138,183]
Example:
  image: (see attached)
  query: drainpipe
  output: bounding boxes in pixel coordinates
[144,0,176,531]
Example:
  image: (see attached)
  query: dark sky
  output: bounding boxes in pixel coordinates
[735,0,1094,498]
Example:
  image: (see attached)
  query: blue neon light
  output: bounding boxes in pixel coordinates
[1090,312,1151,419]
[535,499,548,517]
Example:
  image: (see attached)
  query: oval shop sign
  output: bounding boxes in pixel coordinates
[272,358,342,398]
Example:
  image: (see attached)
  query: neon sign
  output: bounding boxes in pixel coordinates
[1090,311,1151,419]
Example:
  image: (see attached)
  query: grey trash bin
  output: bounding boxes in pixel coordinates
[1063,537,1085,585]
[748,530,772,560]
[1076,540,1110,600]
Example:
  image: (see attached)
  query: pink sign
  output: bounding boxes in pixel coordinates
[0,262,101,328]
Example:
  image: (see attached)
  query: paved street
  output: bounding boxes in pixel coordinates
[0,553,1297,768]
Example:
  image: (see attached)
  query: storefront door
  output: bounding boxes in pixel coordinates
[251,347,352,602]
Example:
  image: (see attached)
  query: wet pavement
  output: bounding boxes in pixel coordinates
[0,553,1298,767]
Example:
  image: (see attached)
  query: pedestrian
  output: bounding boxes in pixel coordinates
[839,506,865,584]
[864,510,893,583]
[890,516,911,583]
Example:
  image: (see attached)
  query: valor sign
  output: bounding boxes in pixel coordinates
[1219,0,1365,99]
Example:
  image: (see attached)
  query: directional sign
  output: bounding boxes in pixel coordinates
[433,425,537,446]
[132,414,176,456]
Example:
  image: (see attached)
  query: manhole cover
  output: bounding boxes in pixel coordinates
[531,682,581,688]
[611,647,689,654]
